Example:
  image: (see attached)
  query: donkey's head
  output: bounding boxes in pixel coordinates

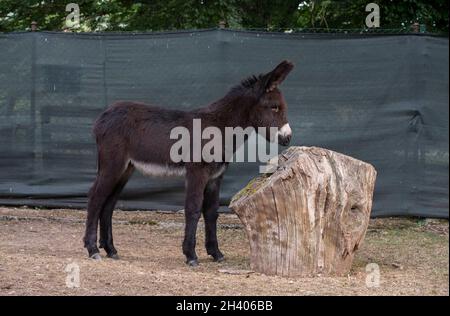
[247,60,294,146]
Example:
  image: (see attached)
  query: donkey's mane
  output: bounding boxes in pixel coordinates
[240,74,263,88]
[227,73,264,97]
[202,73,264,113]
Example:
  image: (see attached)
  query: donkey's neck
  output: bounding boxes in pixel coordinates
[196,94,255,130]
[191,93,257,159]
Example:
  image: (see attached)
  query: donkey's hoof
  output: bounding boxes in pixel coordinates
[89,253,102,260]
[186,259,199,267]
[107,253,120,260]
[213,255,225,263]
[209,251,225,262]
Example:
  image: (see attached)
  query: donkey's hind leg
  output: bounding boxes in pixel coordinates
[99,164,134,259]
[84,155,128,260]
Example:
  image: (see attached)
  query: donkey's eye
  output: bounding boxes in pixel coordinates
[271,105,279,113]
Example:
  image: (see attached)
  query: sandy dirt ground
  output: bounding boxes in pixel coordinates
[0,206,448,296]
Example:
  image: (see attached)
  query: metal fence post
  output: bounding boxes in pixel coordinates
[30,21,43,174]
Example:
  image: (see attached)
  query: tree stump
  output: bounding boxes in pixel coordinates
[229,146,377,277]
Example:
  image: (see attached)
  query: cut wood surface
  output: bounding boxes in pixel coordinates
[230,146,377,277]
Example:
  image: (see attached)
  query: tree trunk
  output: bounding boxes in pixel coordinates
[229,146,377,277]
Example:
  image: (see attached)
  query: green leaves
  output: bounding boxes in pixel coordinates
[0,0,447,34]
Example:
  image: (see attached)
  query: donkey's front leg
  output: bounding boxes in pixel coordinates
[182,169,209,266]
[202,176,224,262]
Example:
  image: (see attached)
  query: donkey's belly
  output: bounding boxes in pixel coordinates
[130,160,186,177]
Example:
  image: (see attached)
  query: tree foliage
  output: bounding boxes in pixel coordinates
[0,0,448,34]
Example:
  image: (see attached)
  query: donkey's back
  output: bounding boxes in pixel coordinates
[94,101,189,143]
[93,101,191,170]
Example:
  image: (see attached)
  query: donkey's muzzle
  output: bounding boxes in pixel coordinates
[278,134,292,146]
[278,123,292,146]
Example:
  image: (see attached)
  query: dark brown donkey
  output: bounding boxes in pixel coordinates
[84,60,294,266]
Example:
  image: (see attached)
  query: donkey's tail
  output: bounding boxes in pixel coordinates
[92,108,110,176]
[94,137,102,176]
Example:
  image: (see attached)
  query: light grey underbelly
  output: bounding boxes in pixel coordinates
[130,160,227,180]
[130,160,186,177]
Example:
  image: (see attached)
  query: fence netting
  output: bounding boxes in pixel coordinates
[0,29,448,217]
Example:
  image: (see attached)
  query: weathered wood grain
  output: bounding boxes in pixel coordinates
[230,146,377,277]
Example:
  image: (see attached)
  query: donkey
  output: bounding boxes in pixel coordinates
[84,60,294,266]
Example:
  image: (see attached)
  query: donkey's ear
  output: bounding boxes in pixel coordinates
[262,60,294,93]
